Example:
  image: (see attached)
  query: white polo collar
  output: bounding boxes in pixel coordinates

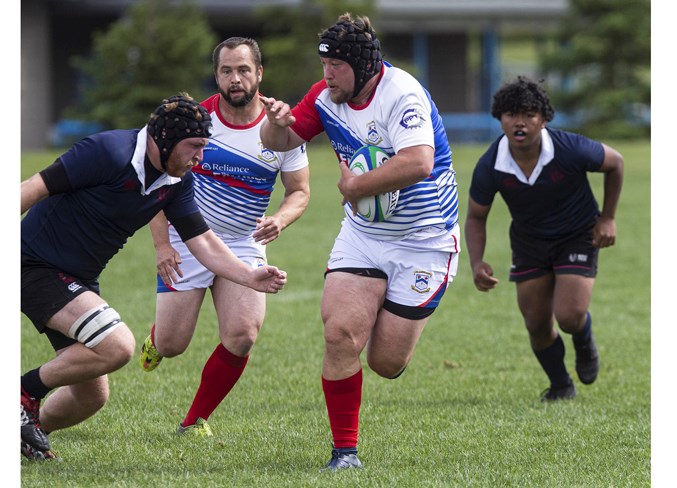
[495,128,554,185]
[131,126,182,195]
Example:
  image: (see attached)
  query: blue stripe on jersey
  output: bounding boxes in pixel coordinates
[312,70,459,239]
[193,173,270,237]
[314,100,375,158]
[201,140,278,193]
[345,171,459,238]
[194,140,279,237]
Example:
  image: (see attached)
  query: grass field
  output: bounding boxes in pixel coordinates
[19,139,651,487]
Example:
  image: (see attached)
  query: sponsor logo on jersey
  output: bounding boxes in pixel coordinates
[331,140,353,155]
[400,108,425,129]
[331,140,354,166]
[411,270,432,293]
[200,162,251,175]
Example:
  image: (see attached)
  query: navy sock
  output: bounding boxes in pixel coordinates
[533,335,571,388]
[21,367,51,400]
[572,312,592,347]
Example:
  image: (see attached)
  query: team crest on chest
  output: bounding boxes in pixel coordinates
[156,187,171,201]
[411,270,432,293]
[365,121,383,145]
[257,143,277,164]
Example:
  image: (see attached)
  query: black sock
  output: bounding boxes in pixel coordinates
[21,367,51,400]
[572,312,592,347]
[533,335,571,388]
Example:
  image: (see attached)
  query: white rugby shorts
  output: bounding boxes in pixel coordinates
[326,221,461,308]
[157,226,267,292]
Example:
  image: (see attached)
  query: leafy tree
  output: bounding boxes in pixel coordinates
[69,0,216,129]
[256,0,375,105]
[539,0,650,139]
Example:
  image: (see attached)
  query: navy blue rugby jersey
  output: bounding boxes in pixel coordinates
[21,128,201,281]
[469,127,605,239]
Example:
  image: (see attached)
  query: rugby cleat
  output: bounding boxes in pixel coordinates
[21,389,51,452]
[540,379,577,402]
[321,446,363,472]
[574,333,599,385]
[177,417,213,437]
[140,335,163,372]
[21,441,60,461]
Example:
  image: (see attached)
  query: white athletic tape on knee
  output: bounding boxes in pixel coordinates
[68,305,122,348]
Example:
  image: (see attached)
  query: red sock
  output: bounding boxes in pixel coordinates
[182,344,248,427]
[150,323,156,343]
[322,370,362,448]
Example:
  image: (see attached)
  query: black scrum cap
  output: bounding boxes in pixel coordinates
[147,94,213,167]
[318,20,383,98]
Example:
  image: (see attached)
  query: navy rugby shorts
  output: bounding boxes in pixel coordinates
[21,255,100,350]
[508,224,599,283]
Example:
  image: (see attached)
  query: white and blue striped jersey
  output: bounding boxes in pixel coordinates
[196,94,309,239]
[290,63,459,240]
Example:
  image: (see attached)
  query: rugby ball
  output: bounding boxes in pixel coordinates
[347,145,399,222]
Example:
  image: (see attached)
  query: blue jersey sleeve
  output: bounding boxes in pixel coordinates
[550,129,605,172]
[59,132,133,189]
[163,171,201,222]
[469,139,501,206]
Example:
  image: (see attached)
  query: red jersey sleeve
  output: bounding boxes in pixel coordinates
[201,94,220,112]
[290,81,327,142]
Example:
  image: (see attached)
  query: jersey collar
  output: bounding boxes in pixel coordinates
[131,126,182,195]
[495,128,554,186]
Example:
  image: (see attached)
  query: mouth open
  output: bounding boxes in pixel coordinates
[513,130,528,141]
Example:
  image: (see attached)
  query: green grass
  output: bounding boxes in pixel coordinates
[19,139,650,486]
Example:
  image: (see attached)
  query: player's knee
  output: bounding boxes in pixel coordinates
[221,325,260,356]
[103,325,135,370]
[323,324,360,354]
[370,363,407,379]
[156,340,188,358]
[72,376,111,413]
[525,320,555,341]
[367,354,408,379]
[223,337,256,357]
[556,309,588,333]
[80,384,110,412]
[69,305,135,370]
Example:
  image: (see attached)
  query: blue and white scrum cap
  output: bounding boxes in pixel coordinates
[318,20,383,98]
[147,94,212,168]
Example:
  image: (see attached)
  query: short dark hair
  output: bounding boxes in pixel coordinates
[212,37,262,74]
[490,76,555,122]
